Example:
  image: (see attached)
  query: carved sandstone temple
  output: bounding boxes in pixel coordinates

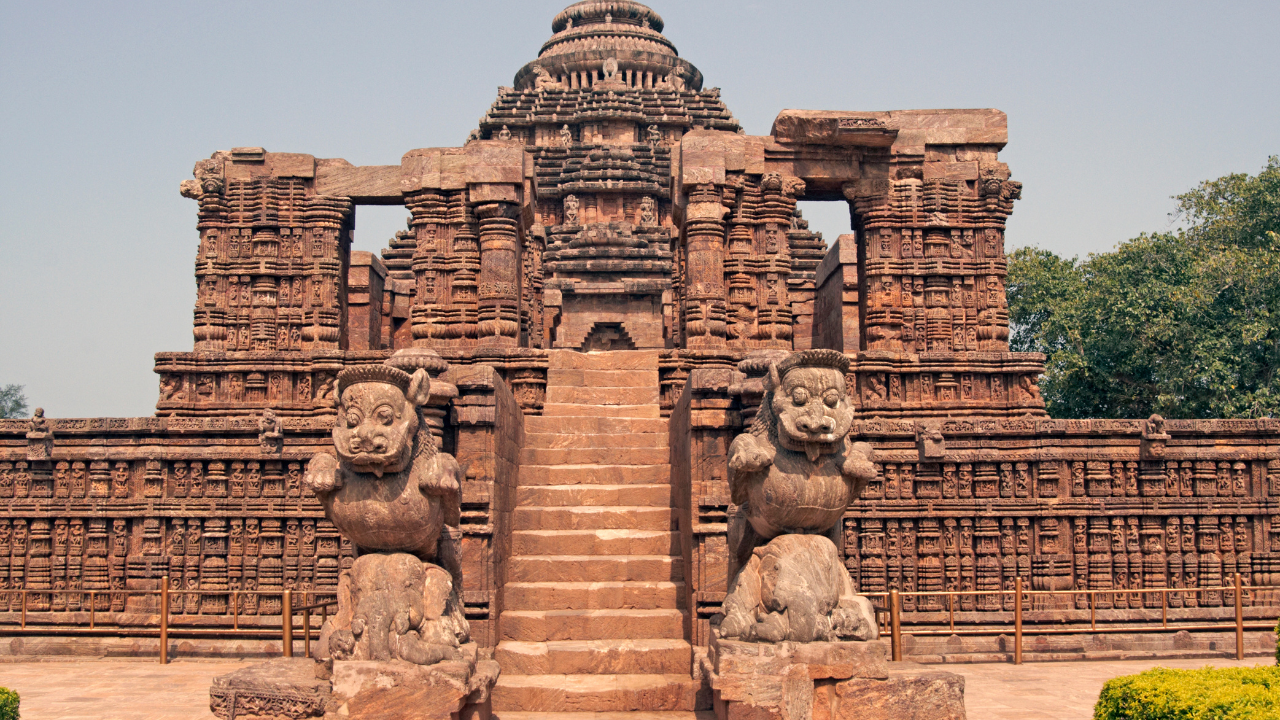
[3,1,1279,715]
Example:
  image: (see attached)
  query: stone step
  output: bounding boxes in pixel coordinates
[524,416,668,435]
[496,639,691,675]
[520,447,669,466]
[547,369,659,388]
[521,463,670,486]
[499,609,685,642]
[513,506,673,532]
[542,403,662,419]
[508,555,682,583]
[525,432,668,449]
[548,350,661,371]
[492,674,697,713]
[512,529,679,556]
[504,581,684,611]
[516,484,671,508]
[491,707,716,712]
[546,386,661,406]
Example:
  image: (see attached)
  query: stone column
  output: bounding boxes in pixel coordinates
[407,189,450,348]
[475,201,521,347]
[683,184,729,349]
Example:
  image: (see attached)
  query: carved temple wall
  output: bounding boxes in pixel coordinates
[0,364,524,649]
[673,367,1280,648]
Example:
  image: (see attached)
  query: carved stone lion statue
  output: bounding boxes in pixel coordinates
[304,363,461,561]
[728,349,876,549]
[304,361,468,666]
[720,349,879,644]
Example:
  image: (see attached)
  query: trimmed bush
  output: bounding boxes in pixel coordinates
[1095,666,1280,719]
[0,687,17,720]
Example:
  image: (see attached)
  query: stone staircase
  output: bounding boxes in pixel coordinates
[491,350,708,719]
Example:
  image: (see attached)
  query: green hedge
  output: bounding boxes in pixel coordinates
[1095,666,1280,719]
[0,687,17,720]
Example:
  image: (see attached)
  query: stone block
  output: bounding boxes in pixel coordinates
[329,657,499,720]
[826,666,966,720]
[209,657,329,719]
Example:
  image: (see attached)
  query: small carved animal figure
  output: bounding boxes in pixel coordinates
[323,553,469,665]
[719,533,877,643]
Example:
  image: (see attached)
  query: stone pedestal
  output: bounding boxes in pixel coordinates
[708,636,965,720]
[328,651,500,720]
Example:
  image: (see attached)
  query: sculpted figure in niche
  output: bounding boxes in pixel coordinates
[258,409,283,453]
[305,359,468,666]
[562,194,580,225]
[721,350,879,643]
[646,124,662,146]
[531,65,565,92]
[638,196,657,227]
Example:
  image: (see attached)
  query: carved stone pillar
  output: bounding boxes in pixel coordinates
[683,184,729,349]
[407,189,450,348]
[475,201,521,347]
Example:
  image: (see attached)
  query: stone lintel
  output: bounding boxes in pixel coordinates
[314,160,403,204]
[772,108,1008,150]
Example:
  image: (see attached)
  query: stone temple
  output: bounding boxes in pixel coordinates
[3,2,1279,718]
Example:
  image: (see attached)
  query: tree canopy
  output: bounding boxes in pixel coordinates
[0,385,28,419]
[1008,156,1280,419]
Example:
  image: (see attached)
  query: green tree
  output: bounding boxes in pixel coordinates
[1008,157,1280,419]
[0,385,27,419]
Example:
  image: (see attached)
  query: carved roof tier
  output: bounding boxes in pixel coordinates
[480,86,737,138]
[512,1,705,94]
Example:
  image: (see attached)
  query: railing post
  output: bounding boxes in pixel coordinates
[21,592,26,630]
[948,592,955,633]
[1235,573,1244,661]
[1014,577,1023,665]
[1161,588,1167,628]
[159,576,169,665]
[1089,591,1095,631]
[303,594,312,659]
[282,589,293,658]
[890,589,902,662]
[89,591,95,630]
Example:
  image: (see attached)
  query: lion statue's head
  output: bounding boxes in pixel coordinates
[761,349,855,462]
[333,365,431,478]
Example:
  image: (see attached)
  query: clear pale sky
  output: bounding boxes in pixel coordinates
[2,1,1277,417]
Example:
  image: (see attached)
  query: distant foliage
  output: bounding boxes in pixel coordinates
[1094,666,1280,720]
[1009,157,1280,419]
[0,687,17,720]
[0,385,27,419]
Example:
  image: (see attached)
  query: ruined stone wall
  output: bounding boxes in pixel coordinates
[673,368,1280,649]
[446,364,525,648]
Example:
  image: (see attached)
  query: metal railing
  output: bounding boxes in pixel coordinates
[868,573,1274,664]
[0,576,337,664]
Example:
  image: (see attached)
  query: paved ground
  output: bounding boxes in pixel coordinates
[0,658,252,720]
[946,656,1269,719]
[0,656,1269,719]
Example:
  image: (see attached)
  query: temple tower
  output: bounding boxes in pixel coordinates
[473,0,740,351]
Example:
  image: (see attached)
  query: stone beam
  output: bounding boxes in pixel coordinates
[771,108,1007,150]
[314,161,402,205]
